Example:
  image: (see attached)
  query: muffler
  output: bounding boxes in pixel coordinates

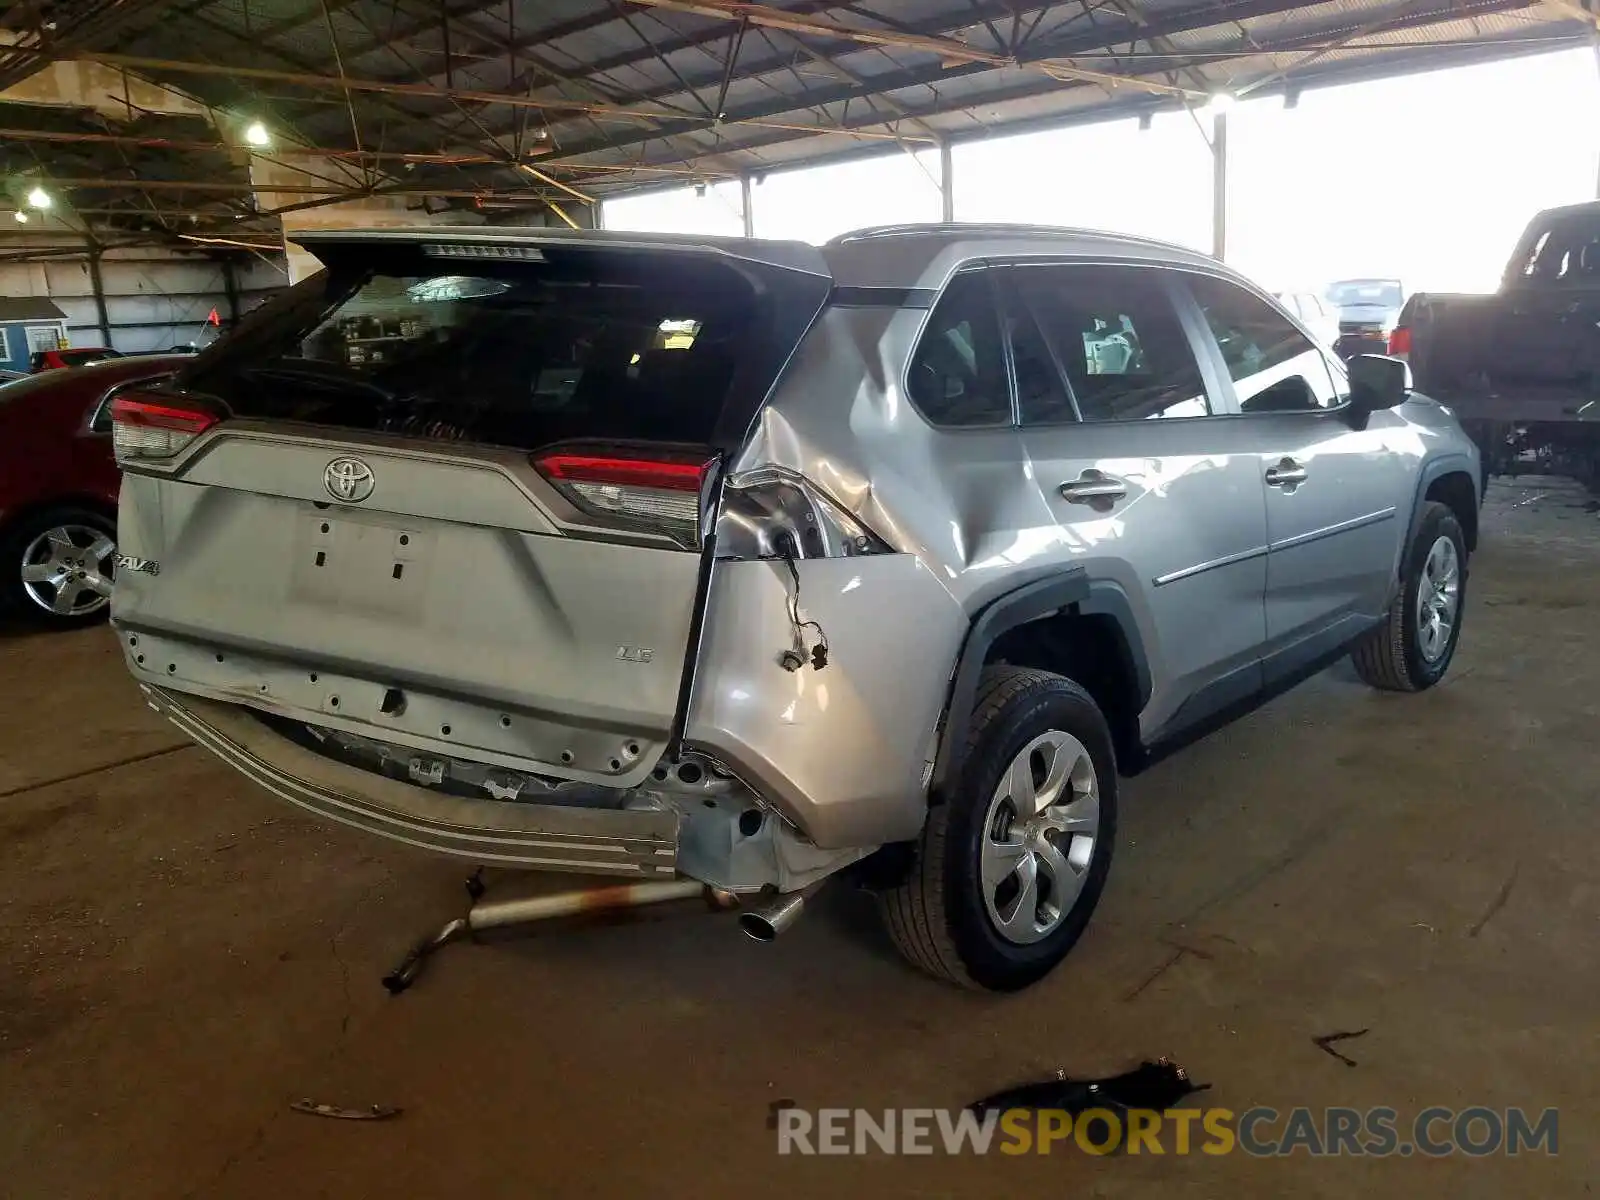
[738,881,824,942]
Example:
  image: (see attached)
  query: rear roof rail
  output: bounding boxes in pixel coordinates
[827,223,1195,256]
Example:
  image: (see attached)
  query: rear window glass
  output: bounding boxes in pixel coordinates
[177,243,815,450]
[1513,215,1600,283]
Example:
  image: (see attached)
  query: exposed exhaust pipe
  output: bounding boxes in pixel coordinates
[384,878,733,993]
[738,881,824,942]
[467,879,719,933]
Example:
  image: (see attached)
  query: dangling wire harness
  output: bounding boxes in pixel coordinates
[777,547,830,672]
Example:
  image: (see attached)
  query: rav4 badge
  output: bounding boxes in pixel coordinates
[114,554,160,576]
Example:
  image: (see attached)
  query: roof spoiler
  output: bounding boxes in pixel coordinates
[289,227,831,279]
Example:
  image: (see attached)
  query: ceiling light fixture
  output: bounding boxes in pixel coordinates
[26,186,51,210]
[244,121,272,148]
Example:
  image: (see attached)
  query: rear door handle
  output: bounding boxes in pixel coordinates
[1058,470,1128,506]
[1265,457,1308,487]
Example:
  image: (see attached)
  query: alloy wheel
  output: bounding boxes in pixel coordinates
[979,729,1101,945]
[20,524,115,618]
[1416,535,1461,663]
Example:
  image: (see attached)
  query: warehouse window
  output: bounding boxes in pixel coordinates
[24,325,64,355]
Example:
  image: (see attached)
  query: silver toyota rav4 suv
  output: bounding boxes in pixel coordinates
[109,224,1480,991]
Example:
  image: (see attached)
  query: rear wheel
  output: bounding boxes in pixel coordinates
[2,507,117,628]
[879,666,1117,991]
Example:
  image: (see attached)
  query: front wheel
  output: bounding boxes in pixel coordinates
[1350,501,1467,691]
[878,666,1117,991]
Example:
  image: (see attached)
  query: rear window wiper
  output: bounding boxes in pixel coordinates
[236,362,398,403]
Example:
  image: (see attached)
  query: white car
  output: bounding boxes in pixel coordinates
[1275,291,1341,348]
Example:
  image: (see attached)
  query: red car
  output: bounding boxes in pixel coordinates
[0,356,187,626]
[30,347,123,372]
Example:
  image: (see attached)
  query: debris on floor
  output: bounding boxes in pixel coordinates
[968,1058,1208,1117]
[290,1099,402,1121]
[1312,1028,1370,1068]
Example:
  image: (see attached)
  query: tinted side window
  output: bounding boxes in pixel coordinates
[907,270,1012,427]
[1187,274,1339,413]
[1001,286,1077,425]
[1012,264,1212,422]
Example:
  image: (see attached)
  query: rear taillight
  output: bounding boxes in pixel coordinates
[1387,325,1412,358]
[534,448,716,548]
[714,467,891,561]
[111,392,220,463]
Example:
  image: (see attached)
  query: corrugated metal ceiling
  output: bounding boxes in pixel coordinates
[0,0,1588,239]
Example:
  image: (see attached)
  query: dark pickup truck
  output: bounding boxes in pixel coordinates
[1393,201,1600,493]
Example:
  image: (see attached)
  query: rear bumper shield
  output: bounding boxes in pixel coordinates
[143,685,680,876]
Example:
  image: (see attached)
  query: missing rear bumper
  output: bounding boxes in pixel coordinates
[143,685,681,876]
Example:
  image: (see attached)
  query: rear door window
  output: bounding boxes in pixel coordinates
[176,242,828,451]
[1010,264,1213,422]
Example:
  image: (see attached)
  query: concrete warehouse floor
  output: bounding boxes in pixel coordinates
[2,479,1597,1199]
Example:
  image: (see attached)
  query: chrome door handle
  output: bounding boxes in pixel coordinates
[1265,458,1308,487]
[1058,471,1128,505]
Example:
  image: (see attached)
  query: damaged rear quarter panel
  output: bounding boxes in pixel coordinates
[684,554,965,848]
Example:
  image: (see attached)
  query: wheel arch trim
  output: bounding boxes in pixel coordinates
[930,569,1151,793]
[1408,453,1479,548]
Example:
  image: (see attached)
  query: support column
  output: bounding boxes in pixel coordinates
[1211,110,1228,261]
[86,245,112,347]
[740,172,755,238]
[222,256,241,326]
[1594,37,1600,198]
[939,140,955,223]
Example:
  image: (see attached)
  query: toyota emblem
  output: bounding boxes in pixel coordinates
[324,457,375,503]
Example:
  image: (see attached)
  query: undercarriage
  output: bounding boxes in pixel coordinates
[1461,418,1600,495]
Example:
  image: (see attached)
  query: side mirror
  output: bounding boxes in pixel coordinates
[1345,353,1410,427]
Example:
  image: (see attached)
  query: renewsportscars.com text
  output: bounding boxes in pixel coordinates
[775,1106,1558,1157]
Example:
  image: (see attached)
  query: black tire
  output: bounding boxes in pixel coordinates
[0,505,117,629]
[878,666,1118,991]
[1350,501,1467,691]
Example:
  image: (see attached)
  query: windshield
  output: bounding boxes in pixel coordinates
[178,242,825,451]
[1326,280,1403,309]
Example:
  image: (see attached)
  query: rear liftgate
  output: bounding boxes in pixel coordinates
[109,232,845,986]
